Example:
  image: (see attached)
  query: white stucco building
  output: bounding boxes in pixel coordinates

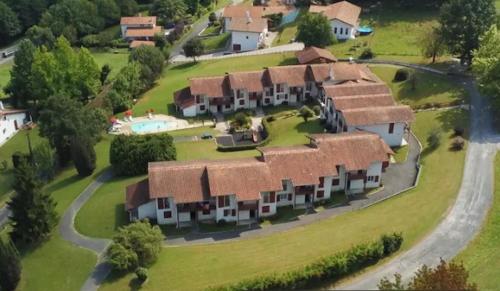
[0,103,28,146]
[309,1,361,40]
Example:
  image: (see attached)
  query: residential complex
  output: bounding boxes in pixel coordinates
[222,6,268,52]
[126,132,393,227]
[309,1,361,40]
[120,16,162,46]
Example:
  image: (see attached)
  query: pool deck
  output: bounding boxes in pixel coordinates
[110,114,215,135]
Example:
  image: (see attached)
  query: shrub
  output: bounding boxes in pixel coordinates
[208,12,217,23]
[359,48,375,59]
[393,69,411,82]
[110,133,177,176]
[135,267,148,282]
[312,105,321,116]
[427,128,442,149]
[230,112,251,129]
[11,152,30,169]
[299,106,315,122]
[210,233,403,290]
[454,127,464,136]
[217,219,227,226]
[451,136,465,151]
[266,115,275,122]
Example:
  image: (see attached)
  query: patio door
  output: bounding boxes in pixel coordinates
[233,44,241,51]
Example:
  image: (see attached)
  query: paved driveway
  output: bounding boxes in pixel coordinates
[339,78,497,289]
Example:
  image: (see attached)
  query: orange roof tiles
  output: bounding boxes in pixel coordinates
[267,65,312,87]
[332,94,395,110]
[323,83,391,97]
[174,87,195,109]
[341,105,415,126]
[189,76,232,97]
[296,46,338,64]
[228,17,268,33]
[120,16,157,25]
[126,179,150,210]
[228,70,269,92]
[125,26,162,38]
[309,1,361,26]
[222,6,263,18]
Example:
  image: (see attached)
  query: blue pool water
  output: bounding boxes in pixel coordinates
[131,120,177,134]
[358,26,374,35]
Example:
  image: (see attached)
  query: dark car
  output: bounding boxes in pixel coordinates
[201,132,213,139]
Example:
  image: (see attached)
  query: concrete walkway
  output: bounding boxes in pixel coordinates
[58,169,114,291]
[165,132,421,246]
[171,42,304,63]
[339,78,497,289]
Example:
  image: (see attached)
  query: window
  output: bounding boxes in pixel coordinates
[270,192,275,203]
[282,181,288,191]
[246,36,249,39]
[340,27,343,34]
[284,94,288,100]
[196,95,201,103]
[288,193,293,201]
[157,198,170,209]
[278,194,288,201]
[375,176,379,182]
[262,193,270,203]
[223,209,230,216]
[317,190,324,198]
[319,177,324,188]
[225,104,231,109]
[358,170,363,174]
[262,192,275,203]
[202,208,211,215]
[389,123,395,134]
[332,179,340,186]
[231,209,236,216]
[306,82,312,91]
[218,195,231,208]
[269,87,274,95]
[239,99,245,105]
[163,211,172,219]
[199,105,206,111]
[345,28,349,35]
[262,205,270,213]
[334,27,337,34]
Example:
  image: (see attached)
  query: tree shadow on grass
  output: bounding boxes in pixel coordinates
[294,119,325,135]
[397,72,466,105]
[169,61,198,72]
[115,203,128,232]
[436,108,470,140]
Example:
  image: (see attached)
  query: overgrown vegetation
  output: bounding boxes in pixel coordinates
[296,12,335,48]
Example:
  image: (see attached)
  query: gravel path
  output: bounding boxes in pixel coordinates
[338,78,497,289]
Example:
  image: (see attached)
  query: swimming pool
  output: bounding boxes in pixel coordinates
[131,120,177,134]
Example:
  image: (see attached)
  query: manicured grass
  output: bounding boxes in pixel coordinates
[17,136,113,291]
[200,24,222,36]
[456,154,500,290]
[265,112,324,147]
[0,128,45,205]
[392,145,408,163]
[131,52,297,117]
[100,108,469,291]
[91,50,129,79]
[328,3,439,59]
[260,206,306,226]
[272,9,306,46]
[369,65,466,108]
[167,126,219,137]
[200,33,230,52]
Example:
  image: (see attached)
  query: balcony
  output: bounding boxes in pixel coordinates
[238,201,259,211]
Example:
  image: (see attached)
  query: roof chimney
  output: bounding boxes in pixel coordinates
[245,10,252,23]
[329,63,335,80]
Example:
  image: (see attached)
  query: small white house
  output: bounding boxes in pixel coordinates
[0,102,28,146]
[228,15,268,52]
[309,1,361,40]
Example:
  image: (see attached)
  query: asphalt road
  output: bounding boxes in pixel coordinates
[339,78,498,289]
[0,43,19,65]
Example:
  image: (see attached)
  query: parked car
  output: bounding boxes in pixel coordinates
[201,132,213,139]
[2,51,15,58]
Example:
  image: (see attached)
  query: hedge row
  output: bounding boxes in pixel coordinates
[208,233,403,291]
[216,115,274,152]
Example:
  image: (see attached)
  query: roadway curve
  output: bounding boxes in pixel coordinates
[339,77,497,289]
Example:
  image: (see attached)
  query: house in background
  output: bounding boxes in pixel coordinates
[296,46,338,64]
[120,16,162,46]
[309,1,361,40]
[222,6,263,32]
[228,14,268,52]
[125,132,393,227]
[0,102,28,146]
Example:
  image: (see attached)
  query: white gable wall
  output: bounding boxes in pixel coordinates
[347,123,406,147]
[231,30,266,52]
[0,112,26,146]
[330,19,356,40]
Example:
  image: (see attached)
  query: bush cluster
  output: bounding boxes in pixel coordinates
[209,233,403,291]
[110,133,176,176]
[359,48,375,59]
[394,68,411,82]
[217,115,272,152]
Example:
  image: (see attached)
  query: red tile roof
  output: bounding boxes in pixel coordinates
[120,16,157,25]
[228,70,269,92]
[296,46,337,64]
[229,17,268,33]
[267,65,312,87]
[309,1,361,26]
[341,105,415,126]
[308,63,375,83]
[126,179,150,210]
[174,87,195,109]
[189,76,232,97]
[222,6,263,18]
[125,26,162,38]
[129,40,155,48]
[332,94,395,110]
[323,83,391,98]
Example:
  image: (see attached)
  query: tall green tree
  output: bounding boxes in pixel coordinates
[296,13,335,48]
[473,26,500,109]
[70,135,96,177]
[439,0,496,65]
[5,39,37,108]
[129,45,165,86]
[182,38,204,62]
[3,0,50,30]
[25,25,56,48]
[117,0,139,16]
[33,140,57,182]
[151,0,188,25]
[418,24,446,63]
[0,237,22,291]
[0,2,22,45]
[96,0,121,26]
[8,157,58,244]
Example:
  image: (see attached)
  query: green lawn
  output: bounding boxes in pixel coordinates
[91,49,130,79]
[369,65,466,108]
[131,52,297,117]
[200,33,230,52]
[456,154,500,290]
[200,24,222,36]
[0,61,12,98]
[0,128,45,205]
[17,136,113,291]
[392,145,409,163]
[99,108,469,291]
[265,113,324,147]
[272,9,306,46]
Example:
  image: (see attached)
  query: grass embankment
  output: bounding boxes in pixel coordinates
[369,65,466,108]
[96,108,468,291]
[91,49,130,79]
[200,33,230,52]
[0,61,12,98]
[272,8,306,46]
[17,136,112,291]
[456,154,500,290]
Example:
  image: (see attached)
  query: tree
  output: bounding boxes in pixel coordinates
[472,26,500,110]
[299,105,314,122]
[3,0,50,30]
[0,2,22,45]
[107,220,164,271]
[8,157,58,244]
[378,259,478,290]
[25,25,56,48]
[0,237,22,291]
[296,13,335,48]
[151,0,188,25]
[70,135,96,177]
[154,33,167,49]
[418,24,446,63]
[100,64,112,85]
[439,0,496,65]
[4,40,37,108]
[117,0,139,16]
[183,38,204,62]
[208,12,217,24]
[129,45,166,83]
[33,140,57,182]
[185,0,199,15]
[96,0,121,26]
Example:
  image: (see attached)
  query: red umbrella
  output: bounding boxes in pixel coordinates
[125,110,133,116]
